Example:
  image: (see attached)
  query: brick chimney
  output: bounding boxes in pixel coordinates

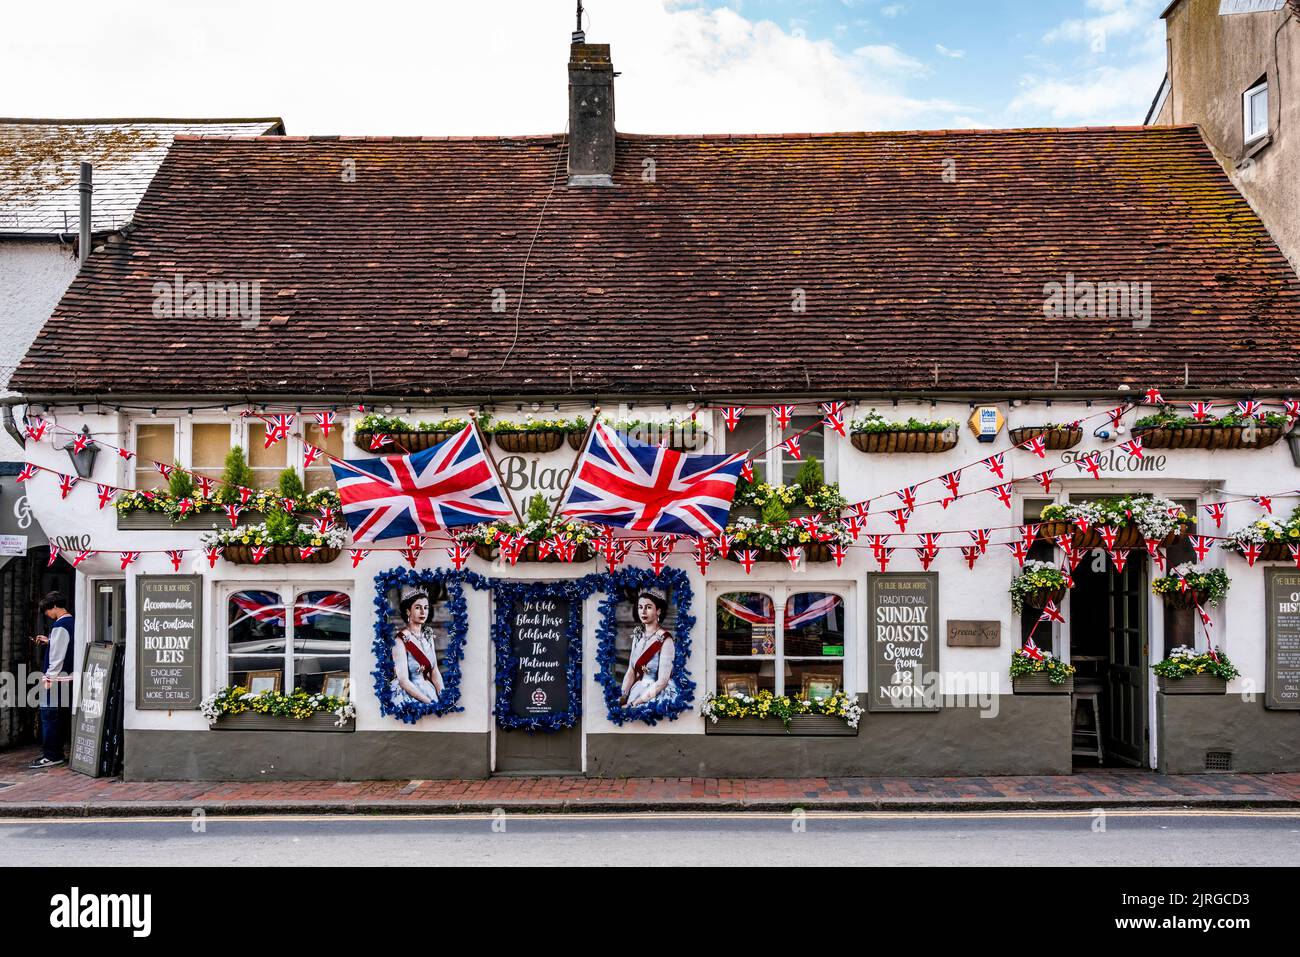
[567,40,616,187]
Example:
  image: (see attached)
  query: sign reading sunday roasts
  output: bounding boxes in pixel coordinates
[509,597,572,718]
[136,575,203,710]
[1265,568,1300,710]
[869,572,939,712]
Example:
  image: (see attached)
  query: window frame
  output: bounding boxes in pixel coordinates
[127,416,181,488]
[125,415,326,491]
[709,582,853,698]
[219,582,353,695]
[719,406,834,486]
[1243,79,1269,144]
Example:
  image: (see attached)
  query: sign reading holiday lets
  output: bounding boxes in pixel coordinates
[1265,569,1300,710]
[135,575,203,710]
[509,597,572,718]
[868,572,939,712]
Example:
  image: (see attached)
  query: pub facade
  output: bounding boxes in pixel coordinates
[9,35,1300,781]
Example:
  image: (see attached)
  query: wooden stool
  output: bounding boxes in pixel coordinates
[1071,691,1104,764]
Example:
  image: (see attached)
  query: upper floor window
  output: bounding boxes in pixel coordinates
[722,408,827,485]
[1244,79,1269,144]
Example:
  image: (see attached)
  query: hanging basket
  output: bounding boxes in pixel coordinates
[492,430,565,454]
[849,428,958,454]
[1160,588,1206,610]
[1023,585,1067,610]
[472,542,594,563]
[1232,541,1294,562]
[1133,424,1285,450]
[354,430,462,454]
[1037,521,1190,550]
[1008,426,1083,451]
[222,545,342,565]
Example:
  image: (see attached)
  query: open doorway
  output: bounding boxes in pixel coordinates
[1069,551,1148,767]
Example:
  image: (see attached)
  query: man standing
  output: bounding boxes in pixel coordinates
[30,591,74,770]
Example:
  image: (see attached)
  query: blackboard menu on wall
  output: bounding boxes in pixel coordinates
[70,642,120,776]
[1265,569,1300,710]
[868,572,939,712]
[136,575,203,710]
[510,597,572,718]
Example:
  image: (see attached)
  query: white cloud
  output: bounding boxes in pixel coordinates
[1007,63,1165,124]
[935,44,966,59]
[853,43,930,76]
[2,0,970,135]
[880,4,907,17]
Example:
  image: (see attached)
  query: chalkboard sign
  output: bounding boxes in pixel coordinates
[509,597,572,718]
[1265,568,1300,710]
[70,642,120,777]
[136,575,203,710]
[868,572,939,712]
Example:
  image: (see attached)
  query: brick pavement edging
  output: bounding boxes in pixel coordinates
[3,748,1299,817]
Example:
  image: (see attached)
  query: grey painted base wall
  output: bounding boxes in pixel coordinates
[589,695,1073,777]
[1157,694,1300,774]
[125,729,491,781]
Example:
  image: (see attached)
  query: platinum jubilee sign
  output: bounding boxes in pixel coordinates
[135,575,203,710]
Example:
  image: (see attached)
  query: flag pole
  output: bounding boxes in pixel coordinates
[470,409,524,526]
[549,406,600,524]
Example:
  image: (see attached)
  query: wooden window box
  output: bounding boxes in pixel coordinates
[704,715,858,736]
[211,712,355,732]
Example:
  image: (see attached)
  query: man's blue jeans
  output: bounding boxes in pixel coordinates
[39,693,70,761]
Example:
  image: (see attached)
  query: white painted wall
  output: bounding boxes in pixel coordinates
[20,399,1300,764]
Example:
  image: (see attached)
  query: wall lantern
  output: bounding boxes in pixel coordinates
[61,426,99,478]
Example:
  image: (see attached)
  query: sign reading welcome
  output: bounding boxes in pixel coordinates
[509,597,572,718]
[135,575,203,710]
[868,572,939,712]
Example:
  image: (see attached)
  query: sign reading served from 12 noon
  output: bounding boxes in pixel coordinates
[135,575,203,710]
[509,597,572,718]
[868,572,939,712]
[1265,569,1300,710]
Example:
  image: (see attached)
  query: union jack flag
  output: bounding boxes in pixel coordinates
[1119,438,1144,459]
[1038,600,1065,624]
[313,411,337,437]
[24,418,47,442]
[1077,452,1103,480]
[780,435,802,460]
[820,402,847,438]
[721,407,746,432]
[1189,401,1214,422]
[786,592,842,629]
[1022,637,1045,661]
[983,452,1006,479]
[558,423,745,537]
[330,425,511,542]
[772,404,795,431]
[96,484,117,509]
[1236,399,1262,419]
[17,463,37,483]
[992,483,1014,509]
[1145,388,1165,405]
[263,414,294,449]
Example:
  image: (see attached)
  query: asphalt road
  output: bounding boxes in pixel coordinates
[2,810,1298,866]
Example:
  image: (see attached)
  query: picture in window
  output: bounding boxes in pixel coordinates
[612,585,681,709]
[382,582,452,707]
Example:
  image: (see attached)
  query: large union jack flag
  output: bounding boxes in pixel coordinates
[230,590,351,629]
[330,425,511,542]
[558,423,745,536]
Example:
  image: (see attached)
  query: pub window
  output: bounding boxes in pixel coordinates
[131,420,179,490]
[724,414,768,483]
[226,587,351,697]
[1019,496,1059,654]
[304,420,344,491]
[715,587,848,699]
[245,420,289,489]
[722,409,828,486]
[191,421,234,481]
[1163,498,1200,656]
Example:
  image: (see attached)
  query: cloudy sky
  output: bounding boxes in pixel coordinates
[4,0,1169,134]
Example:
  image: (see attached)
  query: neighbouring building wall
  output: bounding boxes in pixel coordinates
[1159,0,1300,274]
[0,242,80,458]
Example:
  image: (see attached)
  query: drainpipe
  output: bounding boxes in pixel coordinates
[78,162,92,267]
[2,403,24,450]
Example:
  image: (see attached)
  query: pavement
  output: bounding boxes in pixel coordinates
[3,746,1300,816]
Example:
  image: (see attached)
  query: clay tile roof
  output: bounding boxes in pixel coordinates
[0,118,284,236]
[12,126,1300,399]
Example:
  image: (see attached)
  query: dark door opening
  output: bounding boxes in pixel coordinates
[1069,550,1149,768]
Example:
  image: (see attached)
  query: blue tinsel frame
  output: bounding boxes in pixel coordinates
[372,567,487,724]
[490,577,600,731]
[595,567,696,726]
